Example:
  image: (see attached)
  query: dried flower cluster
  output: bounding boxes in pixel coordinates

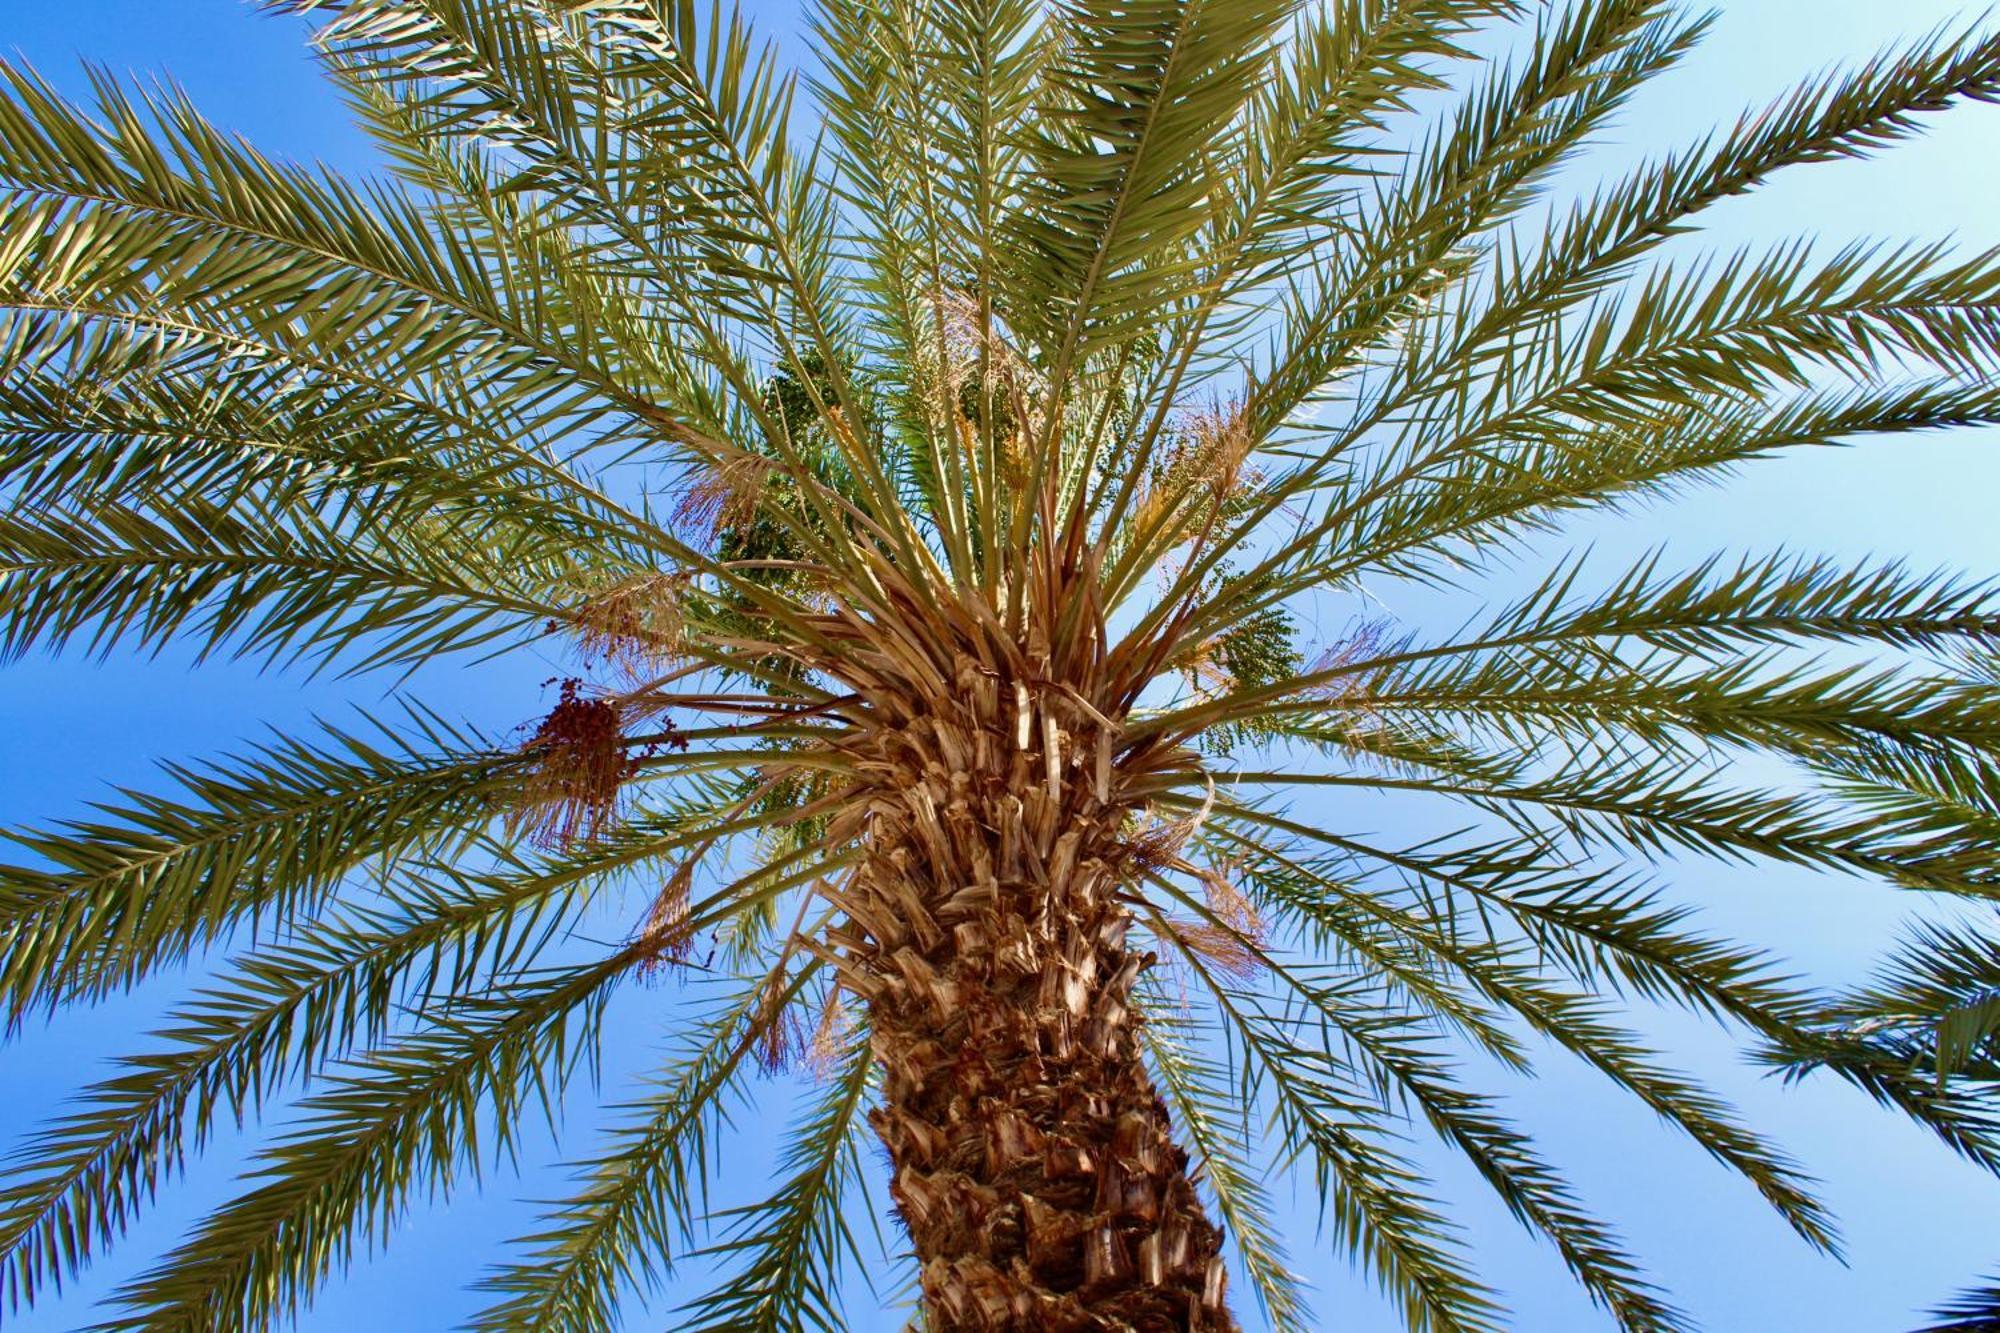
[634,862,695,978]
[569,574,687,675]
[673,453,774,543]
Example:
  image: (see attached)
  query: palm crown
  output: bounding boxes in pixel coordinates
[5,1,2000,1329]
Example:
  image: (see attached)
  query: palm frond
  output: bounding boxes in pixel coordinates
[0,57,679,453]
[1188,952,1505,1333]
[1289,965,1687,1333]
[674,1026,878,1332]
[1916,1275,2000,1333]
[0,707,513,1021]
[0,492,573,673]
[1446,21,2000,370]
[0,774,748,1313]
[89,948,636,1332]
[1189,800,1840,1251]
[469,962,821,1332]
[1004,0,1295,372]
[1244,0,1699,442]
[1141,1003,1311,1332]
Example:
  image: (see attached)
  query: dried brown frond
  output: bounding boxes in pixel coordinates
[508,678,636,850]
[1000,425,1034,490]
[1175,634,1233,696]
[1295,619,1405,753]
[925,285,986,361]
[1128,471,1179,555]
[673,453,773,541]
[911,286,1047,469]
[634,862,695,979]
[923,285,1038,382]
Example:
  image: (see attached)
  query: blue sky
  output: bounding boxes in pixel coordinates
[3,2,2000,1330]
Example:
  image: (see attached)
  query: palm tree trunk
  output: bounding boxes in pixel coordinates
[829,672,1236,1330]
[865,898,1235,1330]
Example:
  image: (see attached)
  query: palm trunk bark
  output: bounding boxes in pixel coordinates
[826,668,1236,1330]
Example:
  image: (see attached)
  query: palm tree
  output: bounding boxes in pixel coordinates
[5,0,2000,1327]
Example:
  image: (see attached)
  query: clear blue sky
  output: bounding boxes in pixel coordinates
[3,2,1999,1330]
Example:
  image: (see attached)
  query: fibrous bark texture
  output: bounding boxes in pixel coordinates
[820,656,1235,1331]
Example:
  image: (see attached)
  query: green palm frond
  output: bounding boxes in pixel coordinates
[0,708,514,1021]
[0,775,746,1311]
[1142,1004,1309,1333]
[1845,916,2000,1082]
[1916,1275,2000,1333]
[1219,1,1525,292]
[467,964,815,1332]
[1460,22,2000,352]
[674,1030,879,1333]
[1223,946,1689,1333]
[0,493,573,671]
[1241,0,1701,442]
[0,58,670,444]
[1187,952,1504,1333]
[1005,0,1294,368]
[1333,1027,1685,1333]
[93,949,638,1332]
[1185,804,1839,1250]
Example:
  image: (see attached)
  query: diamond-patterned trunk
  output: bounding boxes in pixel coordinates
[821,659,1235,1330]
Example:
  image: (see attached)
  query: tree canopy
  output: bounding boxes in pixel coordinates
[4,1,2000,1329]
